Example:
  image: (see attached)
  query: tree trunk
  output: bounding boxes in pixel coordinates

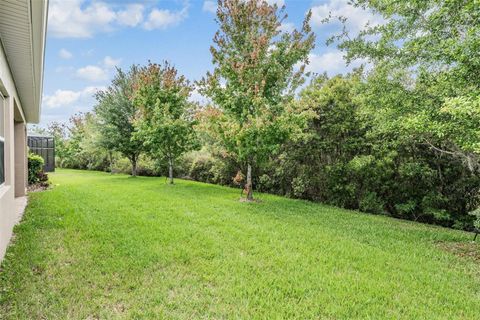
[168,158,174,184]
[109,151,113,174]
[246,163,253,201]
[131,157,137,177]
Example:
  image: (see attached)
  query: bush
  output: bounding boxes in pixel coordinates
[28,153,46,185]
[469,208,480,231]
[359,192,385,215]
[111,156,159,176]
[257,174,274,193]
[177,150,236,185]
[189,154,216,183]
[136,157,159,176]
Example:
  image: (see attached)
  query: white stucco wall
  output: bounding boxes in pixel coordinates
[0,41,25,261]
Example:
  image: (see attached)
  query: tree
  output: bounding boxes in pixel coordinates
[325,0,480,226]
[198,0,315,200]
[59,112,108,170]
[46,122,68,168]
[94,66,143,176]
[331,0,480,173]
[133,62,197,184]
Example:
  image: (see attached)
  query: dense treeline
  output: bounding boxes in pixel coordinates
[36,0,479,230]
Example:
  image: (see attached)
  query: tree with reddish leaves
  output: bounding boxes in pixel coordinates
[198,0,315,201]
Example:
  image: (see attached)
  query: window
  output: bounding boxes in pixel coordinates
[0,93,4,185]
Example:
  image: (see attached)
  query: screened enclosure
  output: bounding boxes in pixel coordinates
[27,135,55,172]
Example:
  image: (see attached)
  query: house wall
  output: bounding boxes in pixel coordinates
[14,121,27,197]
[0,41,26,262]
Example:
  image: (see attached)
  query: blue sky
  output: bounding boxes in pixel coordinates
[40,0,379,126]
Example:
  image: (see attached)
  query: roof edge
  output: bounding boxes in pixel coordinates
[27,0,48,124]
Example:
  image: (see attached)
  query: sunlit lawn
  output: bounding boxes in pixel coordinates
[0,169,478,319]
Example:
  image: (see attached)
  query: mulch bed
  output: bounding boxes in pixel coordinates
[27,182,51,193]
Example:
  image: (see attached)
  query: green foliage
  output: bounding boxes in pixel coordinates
[470,208,480,230]
[61,113,111,171]
[94,66,144,176]
[198,0,315,199]
[111,156,159,176]
[46,122,68,168]
[255,74,480,228]
[133,62,198,183]
[177,150,237,186]
[314,0,480,228]
[333,0,480,172]
[27,153,45,185]
[188,153,217,183]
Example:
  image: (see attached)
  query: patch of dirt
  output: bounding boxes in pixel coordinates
[27,182,51,193]
[436,240,480,262]
[113,303,126,314]
[239,197,262,203]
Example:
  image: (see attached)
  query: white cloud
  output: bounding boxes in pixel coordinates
[310,0,383,35]
[59,48,73,59]
[43,90,82,109]
[76,65,108,82]
[189,88,210,105]
[103,56,122,69]
[202,1,216,14]
[278,22,295,33]
[48,0,187,38]
[74,56,121,83]
[303,50,367,76]
[266,0,285,6]
[143,6,189,30]
[48,0,116,38]
[117,4,144,27]
[305,51,345,75]
[41,86,106,124]
[42,86,105,109]
[83,86,106,96]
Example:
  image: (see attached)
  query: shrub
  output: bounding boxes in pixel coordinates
[111,156,159,176]
[136,157,159,176]
[291,176,308,198]
[359,192,385,215]
[177,150,237,185]
[111,157,131,174]
[469,208,480,231]
[28,153,46,185]
[209,157,238,186]
[257,174,274,193]
[189,154,216,183]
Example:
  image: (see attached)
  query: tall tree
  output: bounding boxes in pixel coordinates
[94,66,143,176]
[332,0,480,173]
[133,62,197,184]
[198,0,315,200]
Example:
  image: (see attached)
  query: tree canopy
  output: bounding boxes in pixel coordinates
[198,0,315,200]
[94,66,143,176]
[133,62,198,184]
[333,0,480,173]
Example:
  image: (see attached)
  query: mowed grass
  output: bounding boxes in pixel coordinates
[0,169,478,319]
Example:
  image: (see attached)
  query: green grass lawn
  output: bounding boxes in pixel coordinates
[0,169,478,319]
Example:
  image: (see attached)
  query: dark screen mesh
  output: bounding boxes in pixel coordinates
[27,136,55,172]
